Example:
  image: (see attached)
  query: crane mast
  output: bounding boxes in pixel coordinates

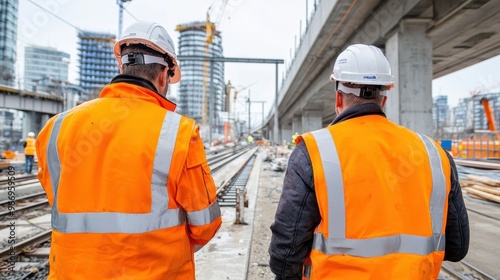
[202,0,229,126]
[117,0,132,39]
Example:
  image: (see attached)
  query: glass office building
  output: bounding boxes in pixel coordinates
[78,31,117,98]
[0,0,18,86]
[432,95,449,137]
[24,45,70,92]
[176,21,225,132]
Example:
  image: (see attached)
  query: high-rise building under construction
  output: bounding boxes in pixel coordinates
[78,31,117,98]
[176,21,225,133]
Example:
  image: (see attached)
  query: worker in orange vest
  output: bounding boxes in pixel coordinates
[24,131,36,174]
[269,44,469,279]
[36,21,222,280]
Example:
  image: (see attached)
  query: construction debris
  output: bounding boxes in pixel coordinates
[261,146,292,172]
[460,174,500,204]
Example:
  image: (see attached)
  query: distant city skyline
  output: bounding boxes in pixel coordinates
[433,92,500,136]
[23,45,70,91]
[432,54,500,107]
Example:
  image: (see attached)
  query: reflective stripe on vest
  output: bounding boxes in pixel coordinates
[311,129,446,257]
[47,111,217,233]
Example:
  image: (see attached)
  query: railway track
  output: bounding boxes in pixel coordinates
[0,144,258,278]
[0,175,39,188]
[216,153,256,207]
[208,145,253,172]
[0,230,51,280]
[440,260,497,280]
[0,193,48,221]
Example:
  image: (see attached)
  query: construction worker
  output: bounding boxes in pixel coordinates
[291,132,299,147]
[36,21,222,280]
[269,44,469,279]
[24,132,36,174]
[247,134,254,144]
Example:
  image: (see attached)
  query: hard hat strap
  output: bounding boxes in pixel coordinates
[337,83,386,99]
[122,53,169,67]
[122,53,175,78]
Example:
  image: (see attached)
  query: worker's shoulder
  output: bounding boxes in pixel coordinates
[166,110,192,123]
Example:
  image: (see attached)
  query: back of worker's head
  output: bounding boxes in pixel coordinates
[330,44,394,110]
[114,21,181,84]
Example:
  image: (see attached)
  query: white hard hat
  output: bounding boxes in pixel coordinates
[28,132,35,137]
[114,21,181,84]
[330,44,394,87]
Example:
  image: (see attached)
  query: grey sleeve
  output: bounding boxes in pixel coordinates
[269,141,322,279]
[443,151,470,261]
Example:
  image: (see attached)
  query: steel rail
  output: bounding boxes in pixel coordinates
[0,229,52,260]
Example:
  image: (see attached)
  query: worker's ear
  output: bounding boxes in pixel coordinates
[158,67,168,87]
[335,90,343,115]
[381,96,387,108]
[335,90,342,106]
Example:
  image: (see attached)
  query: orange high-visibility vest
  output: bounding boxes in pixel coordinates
[301,115,451,280]
[25,137,36,155]
[36,82,221,280]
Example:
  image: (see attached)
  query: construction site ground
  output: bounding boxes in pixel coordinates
[196,147,500,279]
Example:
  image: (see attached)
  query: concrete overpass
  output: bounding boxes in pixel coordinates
[0,85,66,138]
[264,0,500,144]
[0,85,64,114]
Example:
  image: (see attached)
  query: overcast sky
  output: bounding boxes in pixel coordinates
[15,0,500,125]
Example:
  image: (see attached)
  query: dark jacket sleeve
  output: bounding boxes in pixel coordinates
[443,151,470,261]
[269,141,322,280]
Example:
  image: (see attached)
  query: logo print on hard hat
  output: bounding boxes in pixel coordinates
[363,76,376,80]
[337,59,347,64]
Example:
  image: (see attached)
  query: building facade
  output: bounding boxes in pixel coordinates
[176,21,225,133]
[0,0,18,86]
[24,45,70,92]
[78,31,117,98]
[432,95,449,137]
[453,92,500,133]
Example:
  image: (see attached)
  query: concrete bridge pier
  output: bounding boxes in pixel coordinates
[281,123,292,146]
[302,109,323,133]
[292,115,302,134]
[385,19,433,136]
[41,114,50,127]
[21,111,52,140]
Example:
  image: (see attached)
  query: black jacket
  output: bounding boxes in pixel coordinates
[268,104,470,279]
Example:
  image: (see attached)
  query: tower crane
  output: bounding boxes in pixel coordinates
[202,0,229,126]
[226,81,257,142]
[117,0,132,39]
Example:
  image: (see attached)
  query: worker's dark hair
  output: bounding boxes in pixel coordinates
[120,44,166,81]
